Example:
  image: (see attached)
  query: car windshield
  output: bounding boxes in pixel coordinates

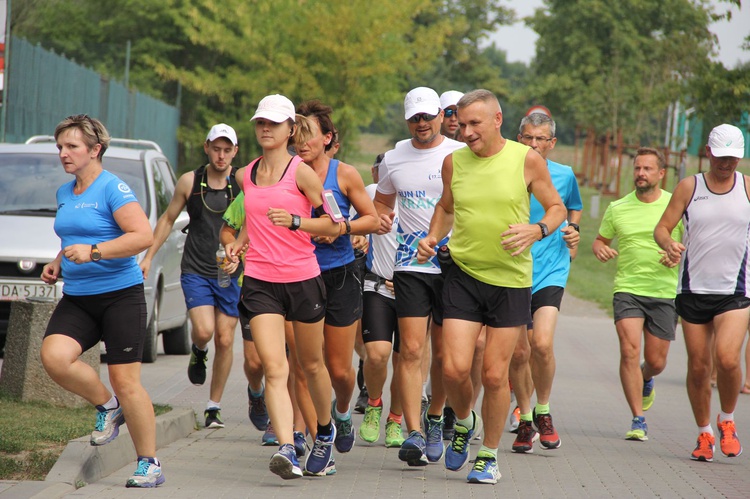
[0,153,148,216]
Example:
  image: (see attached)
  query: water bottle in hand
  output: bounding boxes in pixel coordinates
[216,245,231,288]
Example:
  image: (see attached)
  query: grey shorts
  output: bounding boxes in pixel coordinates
[613,292,677,341]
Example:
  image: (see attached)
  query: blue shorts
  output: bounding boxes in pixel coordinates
[181,273,240,318]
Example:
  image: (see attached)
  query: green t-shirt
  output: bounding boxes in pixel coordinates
[223,191,245,231]
[598,190,683,298]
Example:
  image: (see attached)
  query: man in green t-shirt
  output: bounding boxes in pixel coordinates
[592,147,682,442]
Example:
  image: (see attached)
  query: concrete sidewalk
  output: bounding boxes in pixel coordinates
[2,294,749,498]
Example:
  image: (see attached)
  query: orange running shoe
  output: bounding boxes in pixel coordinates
[690,432,715,462]
[717,416,743,457]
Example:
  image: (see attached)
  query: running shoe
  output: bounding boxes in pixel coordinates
[642,377,655,411]
[690,432,715,462]
[399,430,428,466]
[126,457,165,488]
[717,416,743,457]
[204,408,224,429]
[508,406,521,434]
[90,402,125,446]
[625,416,648,441]
[443,406,456,441]
[262,422,279,446]
[421,396,429,416]
[305,424,337,475]
[332,400,355,453]
[293,431,308,458]
[445,410,478,471]
[512,420,538,453]
[423,413,445,462]
[385,419,405,448]
[467,453,500,484]
[359,404,383,443]
[269,443,302,480]
[354,387,369,414]
[187,344,208,385]
[248,385,269,431]
[533,409,561,449]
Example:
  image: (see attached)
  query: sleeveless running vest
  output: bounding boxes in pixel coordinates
[312,159,354,271]
[678,172,750,295]
[449,140,532,288]
[243,156,320,283]
[181,164,240,277]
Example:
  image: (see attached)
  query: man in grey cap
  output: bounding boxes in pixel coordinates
[655,123,748,462]
[374,86,465,466]
[141,124,242,430]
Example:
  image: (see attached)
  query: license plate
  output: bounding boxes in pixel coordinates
[0,282,60,301]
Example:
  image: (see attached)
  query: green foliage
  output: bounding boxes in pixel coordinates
[689,61,750,129]
[525,0,717,144]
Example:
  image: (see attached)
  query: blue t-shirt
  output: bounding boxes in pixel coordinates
[54,170,144,295]
[529,160,583,294]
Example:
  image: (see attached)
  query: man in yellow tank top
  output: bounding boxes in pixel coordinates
[417,89,566,484]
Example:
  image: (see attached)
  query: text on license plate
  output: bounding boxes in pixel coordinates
[0,283,59,301]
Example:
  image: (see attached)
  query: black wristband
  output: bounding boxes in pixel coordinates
[344,219,351,235]
[289,214,301,231]
[313,205,326,218]
[569,223,580,232]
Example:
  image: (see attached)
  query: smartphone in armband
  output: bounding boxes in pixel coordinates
[321,189,345,222]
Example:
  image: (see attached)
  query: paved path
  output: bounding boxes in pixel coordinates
[2,294,750,498]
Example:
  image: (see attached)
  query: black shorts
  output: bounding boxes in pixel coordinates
[676,293,750,325]
[362,291,400,353]
[44,284,147,365]
[239,276,326,324]
[613,292,677,341]
[238,308,253,341]
[527,286,564,329]
[443,265,531,328]
[321,261,363,327]
[393,271,444,325]
[354,249,367,291]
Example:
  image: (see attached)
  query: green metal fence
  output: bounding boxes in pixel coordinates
[4,36,179,165]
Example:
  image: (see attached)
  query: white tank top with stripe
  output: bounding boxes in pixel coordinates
[678,172,750,296]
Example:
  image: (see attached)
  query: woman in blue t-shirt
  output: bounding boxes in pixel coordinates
[39,115,163,488]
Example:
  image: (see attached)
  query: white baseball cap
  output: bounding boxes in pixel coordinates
[440,90,464,110]
[206,123,238,145]
[250,94,296,123]
[404,87,441,120]
[708,124,745,159]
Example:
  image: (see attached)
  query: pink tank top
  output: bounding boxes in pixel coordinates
[243,156,320,283]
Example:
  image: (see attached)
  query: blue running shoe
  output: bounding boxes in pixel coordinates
[262,422,279,446]
[626,416,648,441]
[305,424,337,475]
[91,402,125,446]
[467,453,500,484]
[398,430,428,466]
[294,431,308,458]
[248,385,269,431]
[332,400,355,453]
[126,457,165,488]
[269,443,302,480]
[423,412,445,462]
[446,410,477,471]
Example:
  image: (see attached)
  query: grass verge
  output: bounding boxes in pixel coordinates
[0,394,170,481]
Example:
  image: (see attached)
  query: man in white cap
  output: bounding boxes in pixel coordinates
[374,86,465,466]
[141,123,242,429]
[655,123,749,462]
[440,90,464,139]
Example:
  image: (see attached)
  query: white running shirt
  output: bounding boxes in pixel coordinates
[376,137,465,274]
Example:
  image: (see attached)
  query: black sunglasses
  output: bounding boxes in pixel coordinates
[444,109,457,118]
[407,113,439,124]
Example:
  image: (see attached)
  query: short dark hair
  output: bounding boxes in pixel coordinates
[297,100,336,152]
[635,147,666,169]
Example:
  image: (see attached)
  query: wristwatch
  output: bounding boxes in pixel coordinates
[289,214,301,231]
[569,223,580,232]
[537,223,549,240]
[90,244,102,262]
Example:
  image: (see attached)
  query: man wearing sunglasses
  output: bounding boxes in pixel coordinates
[440,91,464,139]
[374,86,465,467]
[508,112,582,454]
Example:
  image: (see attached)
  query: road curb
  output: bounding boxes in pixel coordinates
[44,407,195,489]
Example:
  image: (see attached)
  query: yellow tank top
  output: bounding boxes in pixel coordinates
[449,140,532,287]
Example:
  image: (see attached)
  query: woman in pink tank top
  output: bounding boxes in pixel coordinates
[226,94,343,479]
